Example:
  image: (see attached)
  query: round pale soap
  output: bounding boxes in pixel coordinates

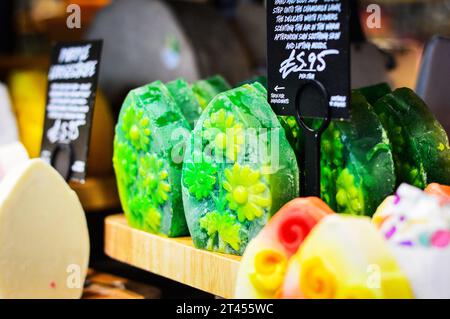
[182,83,299,255]
[0,159,89,299]
[390,246,450,299]
[280,215,413,299]
[373,183,450,248]
[373,184,450,298]
[0,142,29,182]
[425,183,450,204]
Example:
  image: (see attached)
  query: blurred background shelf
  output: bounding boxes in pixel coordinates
[104,214,241,298]
[70,175,120,212]
[0,54,49,70]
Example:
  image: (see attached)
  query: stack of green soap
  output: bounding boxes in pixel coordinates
[113,74,232,236]
[373,88,450,188]
[166,79,202,129]
[113,81,191,237]
[321,92,396,215]
[278,115,301,154]
[279,91,396,216]
[191,75,231,110]
[182,83,299,255]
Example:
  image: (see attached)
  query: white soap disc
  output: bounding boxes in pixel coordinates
[0,159,89,299]
[0,142,29,182]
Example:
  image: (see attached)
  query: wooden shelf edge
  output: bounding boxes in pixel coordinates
[104,214,241,298]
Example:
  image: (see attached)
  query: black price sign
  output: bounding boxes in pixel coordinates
[40,40,103,183]
[267,0,350,119]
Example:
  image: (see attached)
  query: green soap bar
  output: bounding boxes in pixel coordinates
[278,115,301,154]
[192,75,231,109]
[319,121,343,211]
[277,93,396,216]
[182,83,299,255]
[166,78,202,129]
[357,83,391,105]
[237,75,267,89]
[331,92,396,216]
[277,116,341,210]
[373,88,450,188]
[113,81,191,237]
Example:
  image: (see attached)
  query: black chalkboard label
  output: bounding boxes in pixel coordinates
[267,0,350,119]
[40,40,103,183]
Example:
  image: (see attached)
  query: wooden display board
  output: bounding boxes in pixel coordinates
[104,214,241,299]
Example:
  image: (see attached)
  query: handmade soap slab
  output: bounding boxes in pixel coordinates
[191,75,231,110]
[237,76,268,89]
[331,92,396,215]
[373,183,450,298]
[278,92,395,216]
[320,92,396,216]
[0,83,19,146]
[373,88,450,188]
[113,81,191,237]
[0,159,89,299]
[425,183,450,204]
[166,78,202,129]
[280,215,413,299]
[373,183,450,249]
[182,83,299,255]
[278,115,300,155]
[235,197,333,298]
[391,247,450,299]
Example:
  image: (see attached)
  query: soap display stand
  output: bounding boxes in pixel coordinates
[104,214,241,298]
[103,81,331,298]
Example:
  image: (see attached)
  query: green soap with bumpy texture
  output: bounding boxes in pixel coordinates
[192,75,231,110]
[278,92,396,216]
[373,88,450,188]
[166,79,202,129]
[278,115,301,154]
[237,76,268,89]
[113,81,191,237]
[331,92,396,216]
[182,83,299,255]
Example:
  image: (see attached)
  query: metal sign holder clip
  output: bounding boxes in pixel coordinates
[295,79,331,197]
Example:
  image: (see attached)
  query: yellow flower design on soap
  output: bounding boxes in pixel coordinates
[300,257,337,299]
[138,154,171,205]
[203,109,244,162]
[223,164,271,222]
[143,205,162,233]
[249,249,287,294]
[113,138,138,186]
[122,106,151,151]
